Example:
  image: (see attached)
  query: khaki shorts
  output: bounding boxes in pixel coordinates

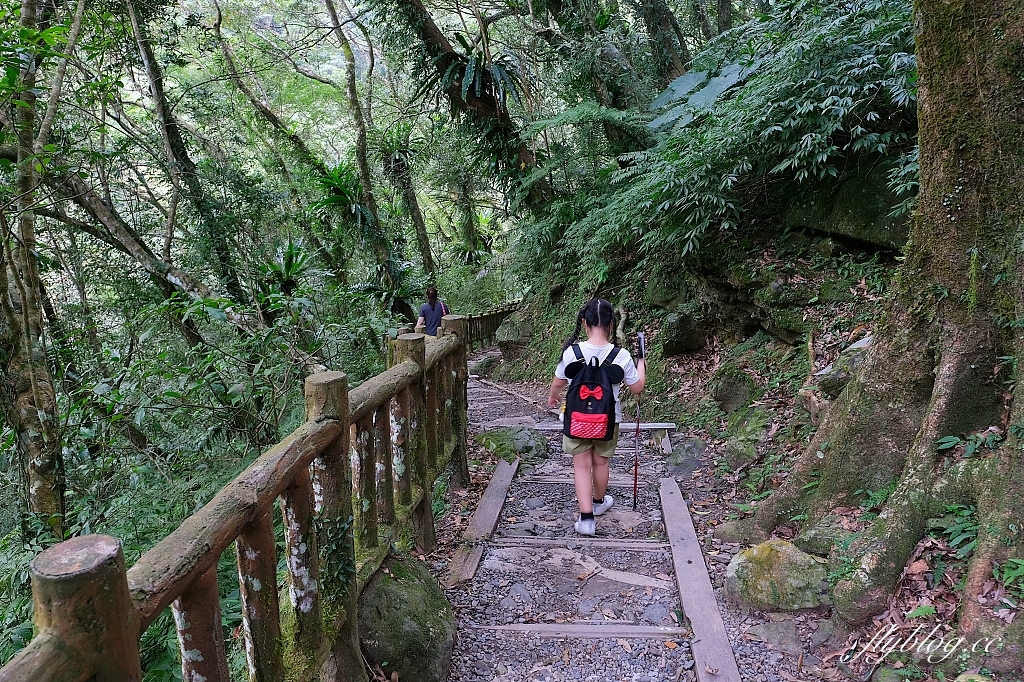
[563,424,620,458]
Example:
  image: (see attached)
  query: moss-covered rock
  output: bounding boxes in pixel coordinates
[475,426,548,463]
[752,279,819,308]
[709,364,758,413]
[495,311,534,360]
[793,515,851,557]
[764,308,809,344]
[661,311,706,355]
[645,268,694,309]
[817,277,856,303]
[724,539,832,611]
[814,335,873,398]
[359,554,456,682]
[724,407,769,470]
[667,438,706,478]
[780,163,909,250]
[871,667,905,682]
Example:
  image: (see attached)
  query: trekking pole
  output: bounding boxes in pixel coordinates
[633,332,645,511]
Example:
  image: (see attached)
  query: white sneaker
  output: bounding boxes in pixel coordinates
[574,517,596,536]
[593,495,614,516]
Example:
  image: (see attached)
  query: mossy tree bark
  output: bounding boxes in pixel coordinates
[728,0,1024,669]
[633,0,691,86]
[2,0,65,538]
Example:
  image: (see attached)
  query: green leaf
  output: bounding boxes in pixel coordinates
[649,71,708,110]
[906,605,936,619]
[935,435,961,450]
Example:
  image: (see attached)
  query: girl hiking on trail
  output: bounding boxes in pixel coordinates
[547,299,646,536]
[417,286,450,336]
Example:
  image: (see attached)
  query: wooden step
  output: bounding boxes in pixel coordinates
[533,422,677,432]
[660,478,741,682]
[490,536,668,551]
[445,459,519,588]
[520,475,635,486]
[469,623,689,638]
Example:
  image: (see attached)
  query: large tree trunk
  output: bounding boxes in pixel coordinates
[633,0,690,86]
[716,0,731,34]
[2,0,65,538]
[719,0,1024,669]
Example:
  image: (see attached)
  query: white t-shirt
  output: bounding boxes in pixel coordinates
[555,341,640,423]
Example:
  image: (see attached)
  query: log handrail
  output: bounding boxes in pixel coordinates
[0,303,518,682]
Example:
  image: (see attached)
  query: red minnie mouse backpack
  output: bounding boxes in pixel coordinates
[563,345,625,441]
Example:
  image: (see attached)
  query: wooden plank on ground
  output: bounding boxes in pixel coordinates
[445,459,519,587]
[521,475,634,487]
[659,478,741,682]
[491,537,669,550]
[471,623,688,638]
[532,422,676,432]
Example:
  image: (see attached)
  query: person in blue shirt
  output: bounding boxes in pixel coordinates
[417,286,450,336]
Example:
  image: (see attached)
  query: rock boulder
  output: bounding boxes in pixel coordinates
[359,554,456,682]
[709,365,757,413]
[814,335,872,398]
[661,311,707,355]
[475,426,548,462]
[725,539,831,611]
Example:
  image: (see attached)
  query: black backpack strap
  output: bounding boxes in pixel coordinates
[571,344,584,362]
[602,346,621,366]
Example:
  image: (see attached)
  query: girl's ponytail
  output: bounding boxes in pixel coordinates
[561,307,586,353]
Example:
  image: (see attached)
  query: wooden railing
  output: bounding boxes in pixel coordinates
[0,308,514,682]
[463,301,518,352]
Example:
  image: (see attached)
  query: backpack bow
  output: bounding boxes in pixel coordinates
[579,386,603,400]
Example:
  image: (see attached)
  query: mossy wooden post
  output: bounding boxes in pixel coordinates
[423,359,439,474]
[236,510,283,682]
[280,465,322,653]
[394,387,412,506]
[375,403,395,527]
[303,372,365,682]
[173,567,231,682]
[26,534,142,681]
[393,333,436,552]
[356,412,378,547]
[441,315,471,487]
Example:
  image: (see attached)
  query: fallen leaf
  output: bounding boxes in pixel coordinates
[664,641,678,649]
[656,573,672,580]
[704,664,719,674]
[908,560,929,575]
[617,639,633,653]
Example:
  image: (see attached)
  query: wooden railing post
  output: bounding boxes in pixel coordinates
[375,403,395,527]
[304,372,366,682]
[172,567,231,682]
[394,387,412,506]
[27,535,142,681]
[394,333,436,552]
[236,510,284,682]
[280,465,322,651]
[355,413,378,547]
[441,315,471,487]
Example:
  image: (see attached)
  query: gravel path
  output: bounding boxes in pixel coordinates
[436,351,706,682]
[438,348,842,682]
